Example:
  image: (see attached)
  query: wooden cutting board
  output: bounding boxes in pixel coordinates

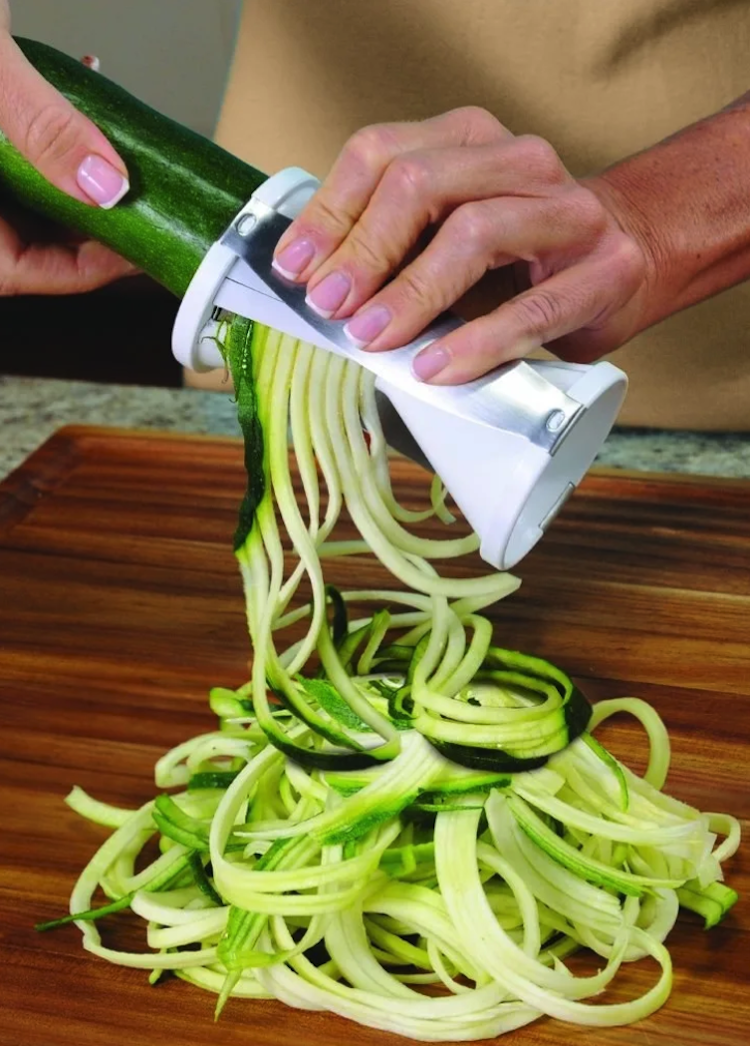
[0,425,747,1046]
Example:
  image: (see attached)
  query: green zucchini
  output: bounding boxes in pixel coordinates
[187,771,241,792]
[0,38,267,296]
[676,879,739,929]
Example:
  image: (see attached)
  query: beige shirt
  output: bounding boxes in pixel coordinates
[204,0,750,430]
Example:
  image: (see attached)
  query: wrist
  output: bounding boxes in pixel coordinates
[585,164,670,335]
[586,99,750,338]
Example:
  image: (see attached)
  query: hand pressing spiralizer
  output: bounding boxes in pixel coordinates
[172,167,627,570]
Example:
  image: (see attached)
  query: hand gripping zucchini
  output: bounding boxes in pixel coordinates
[0,37,266,296]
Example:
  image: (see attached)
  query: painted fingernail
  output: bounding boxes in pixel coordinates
[306,272,351,317]
[344,305,392,347]
[272,238,316,278]
[412,344,451,382]
[76,154,129,209]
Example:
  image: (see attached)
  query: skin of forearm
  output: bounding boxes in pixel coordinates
[587,91,750,335]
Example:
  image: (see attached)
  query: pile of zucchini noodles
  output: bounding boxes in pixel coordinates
[40,320,740,1041]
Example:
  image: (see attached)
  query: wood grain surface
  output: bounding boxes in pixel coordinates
[0,425,747,1046]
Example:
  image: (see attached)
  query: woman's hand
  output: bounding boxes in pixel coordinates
[0,5,134,294]
[272,107,653,383]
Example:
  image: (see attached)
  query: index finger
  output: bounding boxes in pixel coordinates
[272,106,509,281]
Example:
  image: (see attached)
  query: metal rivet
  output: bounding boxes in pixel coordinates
[545,409,567,432]
[236,213,257,237]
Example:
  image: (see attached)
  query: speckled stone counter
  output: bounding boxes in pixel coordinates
[0,376,241,481]
[2,374,750,482]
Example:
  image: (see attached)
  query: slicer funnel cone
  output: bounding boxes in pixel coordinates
[377,361,627,571]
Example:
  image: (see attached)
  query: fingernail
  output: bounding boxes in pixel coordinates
[76,154,129,209]
[306,272,351,317]
[412,344,452,382]
[272,238,315,278]
[344,305,392,347]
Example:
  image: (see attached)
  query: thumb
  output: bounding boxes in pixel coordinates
[0,35,129,208]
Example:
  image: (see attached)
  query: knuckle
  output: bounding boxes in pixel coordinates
[23,103,79,168]
[348,227,389,271]
[345,123,399,170]
[447,201,494,253]
[515,134,566,182]
[513,289,566,336]
[453,105,504,142]
[384,153,431,200]
[309,193,355,237]
[396,265,435,310]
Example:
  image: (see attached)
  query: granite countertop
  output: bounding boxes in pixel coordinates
[2,374,750,483]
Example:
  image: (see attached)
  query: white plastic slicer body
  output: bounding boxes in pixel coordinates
[172,167,627,571]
